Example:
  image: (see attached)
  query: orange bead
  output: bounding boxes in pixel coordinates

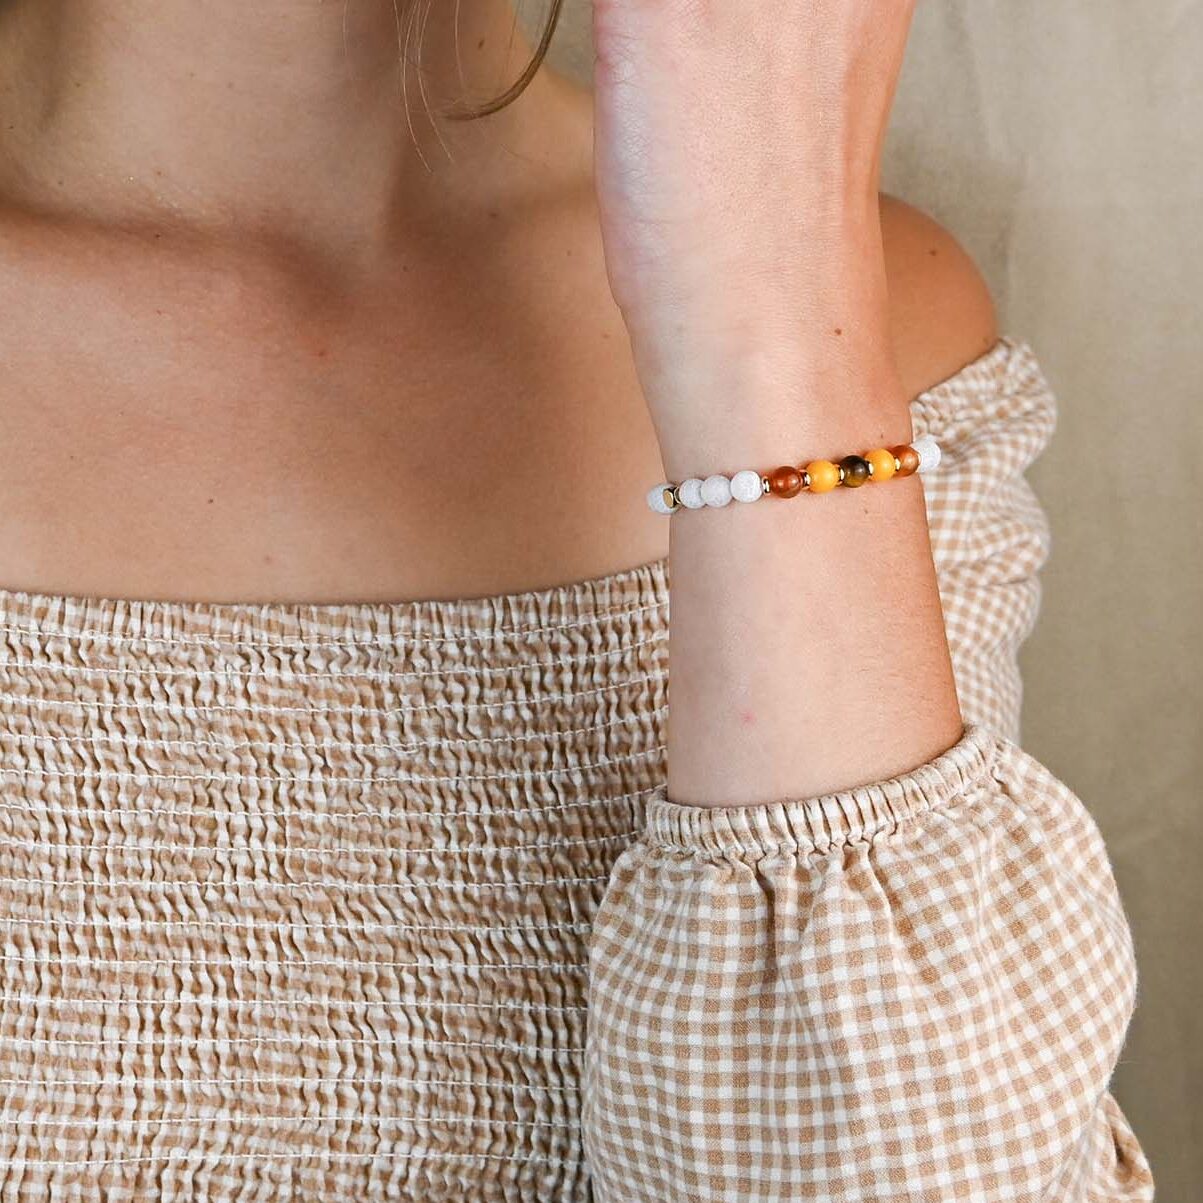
[865,447,896,481]
[891,444,920,477]
[767,466,803,498]
[805,459,841,493]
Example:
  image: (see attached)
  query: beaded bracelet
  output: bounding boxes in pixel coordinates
[646,435,942,514]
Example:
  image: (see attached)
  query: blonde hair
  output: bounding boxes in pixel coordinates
[473,0,565,118]
[420,0,566,121]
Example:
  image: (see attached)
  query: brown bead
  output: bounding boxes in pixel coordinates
[838,455,871,488]
[891,444,920,477]
[767,466,803,498]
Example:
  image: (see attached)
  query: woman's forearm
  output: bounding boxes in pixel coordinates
[647,214,963,805]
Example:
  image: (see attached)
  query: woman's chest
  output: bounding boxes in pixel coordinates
[0,224,667,606]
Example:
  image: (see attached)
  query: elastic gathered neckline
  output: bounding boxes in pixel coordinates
[0,556,672,651]
[642,720,1003,858]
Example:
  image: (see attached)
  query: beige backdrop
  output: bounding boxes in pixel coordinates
[543,3,1203,1198]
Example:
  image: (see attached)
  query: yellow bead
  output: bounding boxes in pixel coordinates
[865,447,897,481]
[805,459,841,493]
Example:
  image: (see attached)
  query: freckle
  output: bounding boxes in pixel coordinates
[928,247,939,256]
[263,553,274,565]
[477,38,486,49]
[207,497,214,504]
[834,327,842,336]
[315,348,328,359]
[488,209,500,219]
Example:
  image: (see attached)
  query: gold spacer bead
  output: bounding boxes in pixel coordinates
[662,486,680,512]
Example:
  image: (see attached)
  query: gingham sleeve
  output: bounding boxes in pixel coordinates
[916,337,1057,743]
[581,343,1155,1201]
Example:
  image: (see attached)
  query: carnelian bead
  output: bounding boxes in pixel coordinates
[805,459,840,493]
[865,447,896,481]
[891,444,921,477]
[767,466,803,498]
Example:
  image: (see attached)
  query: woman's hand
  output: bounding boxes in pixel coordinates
[590,0,917,471]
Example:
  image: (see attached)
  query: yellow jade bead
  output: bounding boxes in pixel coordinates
[805,459,841,493]
[865,447,897,481]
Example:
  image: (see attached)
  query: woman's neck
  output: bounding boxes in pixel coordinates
[0,0,588,251]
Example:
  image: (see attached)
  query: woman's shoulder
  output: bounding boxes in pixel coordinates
[881,194,1001,401]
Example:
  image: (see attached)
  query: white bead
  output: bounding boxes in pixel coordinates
[730,469,764,503]
[677,478,706,509]
[913,436,942,474]
[646,483,676,514]
[700,474,733,507]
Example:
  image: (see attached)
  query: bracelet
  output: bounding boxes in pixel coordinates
[646,435,942,514]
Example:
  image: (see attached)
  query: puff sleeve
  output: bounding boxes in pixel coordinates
[582,342,1154,1202]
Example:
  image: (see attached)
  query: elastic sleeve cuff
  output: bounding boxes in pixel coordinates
[642,720,1002,859]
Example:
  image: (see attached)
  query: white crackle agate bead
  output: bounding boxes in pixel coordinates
[912,436,942,475]
[700,474,733,507]
[677,478,706,509]
[730,469,765,503]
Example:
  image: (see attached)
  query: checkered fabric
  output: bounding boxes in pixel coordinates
[582,342,1154,1201]
[0,338,1152,1200]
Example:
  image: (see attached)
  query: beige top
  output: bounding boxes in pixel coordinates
[0,338,1152,1201]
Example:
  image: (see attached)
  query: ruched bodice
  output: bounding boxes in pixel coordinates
[0,554,670,1201]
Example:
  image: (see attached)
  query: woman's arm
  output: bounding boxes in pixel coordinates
[581,4,1153,1199]
[580,330,1149,1198]
[590,0,962,804]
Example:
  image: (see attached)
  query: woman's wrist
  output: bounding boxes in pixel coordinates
[624,214,905,477]
[650,375,914,485]
[636,304,908,480]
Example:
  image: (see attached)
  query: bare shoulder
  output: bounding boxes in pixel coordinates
[880,194,1000,399]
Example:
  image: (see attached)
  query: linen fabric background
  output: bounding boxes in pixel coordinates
[542,3,1203,1199]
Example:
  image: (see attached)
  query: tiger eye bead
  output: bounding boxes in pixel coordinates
[891,444,921,477]
[838,455,871,488]
[804,459,841,493]
[767,466,804,498]
[865,447,897,481]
